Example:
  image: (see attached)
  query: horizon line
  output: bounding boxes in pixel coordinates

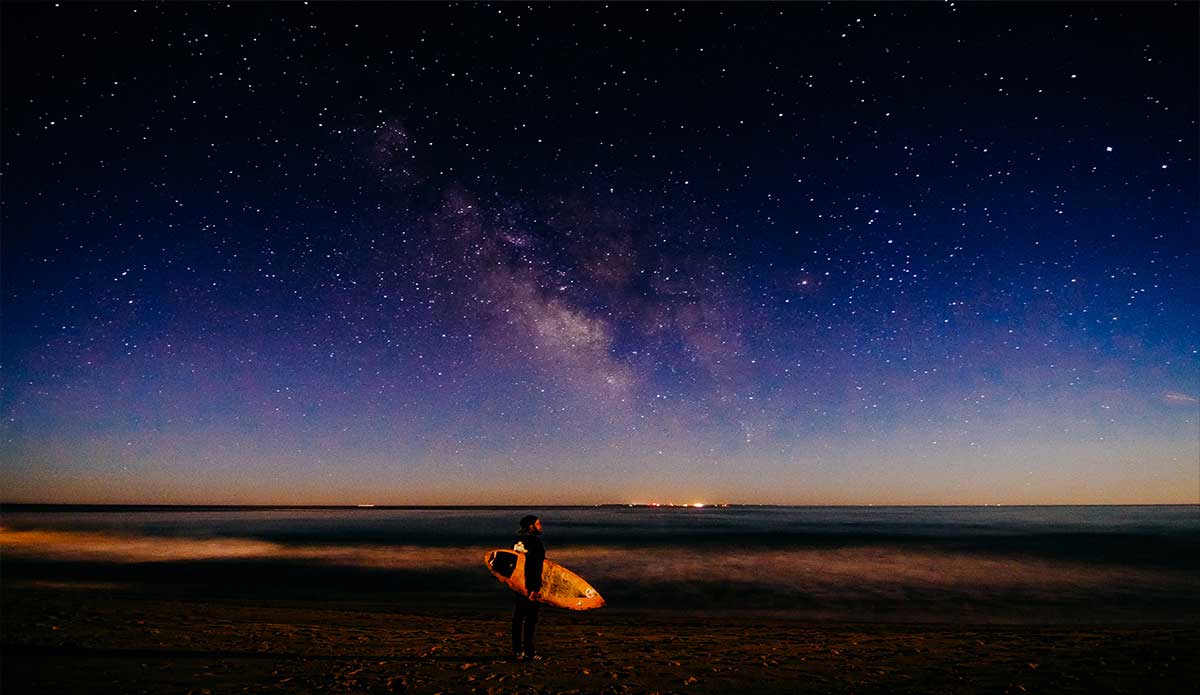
[3,502,1197,510]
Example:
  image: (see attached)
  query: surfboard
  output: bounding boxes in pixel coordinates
[484,549,605,611]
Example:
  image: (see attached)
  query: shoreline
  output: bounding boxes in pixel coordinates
[7,577,1197,627]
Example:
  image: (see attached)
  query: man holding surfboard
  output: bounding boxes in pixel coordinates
[512,514,545,661]
[484,515,603,659]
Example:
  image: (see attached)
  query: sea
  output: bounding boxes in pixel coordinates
[2,505,1197,624]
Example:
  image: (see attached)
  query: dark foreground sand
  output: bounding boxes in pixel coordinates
[3,587,1197,694]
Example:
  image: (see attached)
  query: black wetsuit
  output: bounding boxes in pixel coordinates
[512,531,545,657]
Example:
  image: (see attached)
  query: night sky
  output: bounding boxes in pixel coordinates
[2,2,1197,505]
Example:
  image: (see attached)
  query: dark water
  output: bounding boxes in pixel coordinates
[3,505,1197,623]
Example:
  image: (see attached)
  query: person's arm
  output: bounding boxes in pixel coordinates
[524,537,545,596]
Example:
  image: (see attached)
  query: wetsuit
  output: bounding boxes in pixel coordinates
[512,531,545,657]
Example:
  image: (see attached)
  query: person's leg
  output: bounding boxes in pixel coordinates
[511,595,525,656]
[523,601,539,656]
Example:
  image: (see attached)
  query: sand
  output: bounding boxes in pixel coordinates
[3,586,1197,694]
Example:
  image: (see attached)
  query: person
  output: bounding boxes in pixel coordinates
[512,514,545,661]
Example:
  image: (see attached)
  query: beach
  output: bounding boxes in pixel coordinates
[3,506,1198,692]
[4,585,1197,694]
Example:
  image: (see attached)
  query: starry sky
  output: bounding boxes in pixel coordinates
[2,2,1197,505]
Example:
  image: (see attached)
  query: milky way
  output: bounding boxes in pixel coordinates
[2,3,1196,504]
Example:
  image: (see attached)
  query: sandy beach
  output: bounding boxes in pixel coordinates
[3,585,1197,694]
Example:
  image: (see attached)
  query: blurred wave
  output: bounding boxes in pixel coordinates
[3,516,1198,623]
[0,526,477,568]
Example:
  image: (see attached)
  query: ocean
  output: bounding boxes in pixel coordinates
[3,505,1197,623]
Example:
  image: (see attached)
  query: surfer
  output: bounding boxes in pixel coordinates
[511,514,545,661]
